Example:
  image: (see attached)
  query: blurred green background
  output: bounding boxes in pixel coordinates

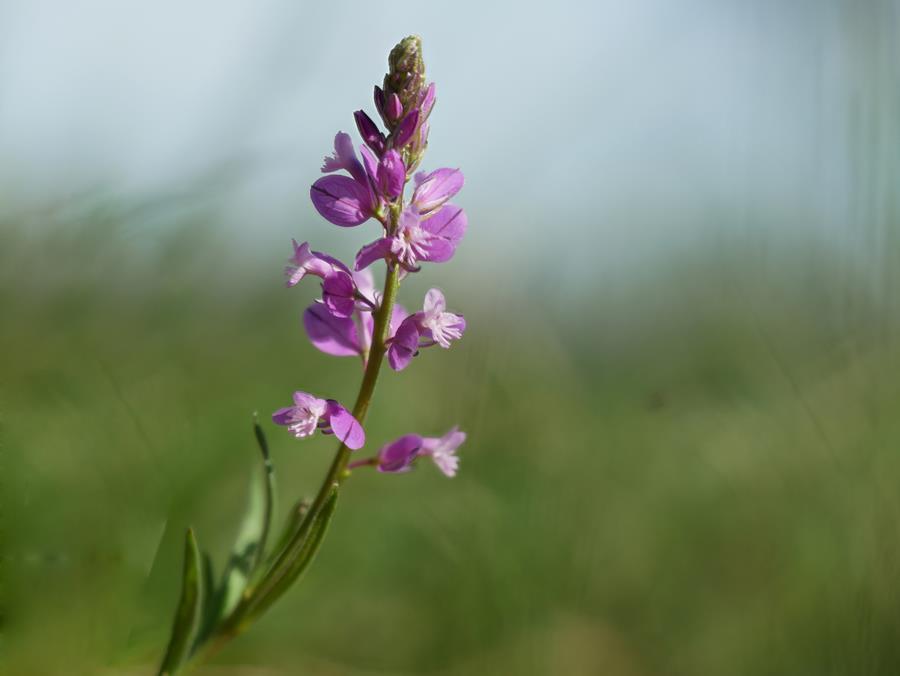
[4,1,900,674]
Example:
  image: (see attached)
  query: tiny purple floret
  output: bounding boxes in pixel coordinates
[375,426,465,477]
[386,289,464,371]
[272,391,365,450]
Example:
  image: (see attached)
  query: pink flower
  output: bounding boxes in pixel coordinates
[354,203,467,272]
[372,427,466,477]
[411,168,463,215]
[419,288,465,348]
[387,289,465,371]
[272,391,365,450]
[376,434,422,473]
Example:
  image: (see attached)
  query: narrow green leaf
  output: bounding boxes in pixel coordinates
[282,487,338,584]
[265,496,311,570]
[246,485,339,622]
[217,419,277,619]
[218,466,265,617]
[192,551,219,649]
[157,528,203,676]
[252,419,276,573]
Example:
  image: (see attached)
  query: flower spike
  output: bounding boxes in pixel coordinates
[160,37,471,673]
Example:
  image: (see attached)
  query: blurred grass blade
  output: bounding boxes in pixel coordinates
[158,528,203,676]
[217,420,276,619]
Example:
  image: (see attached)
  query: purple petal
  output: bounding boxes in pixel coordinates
[361,311,375,355]
[355,238,393,270]
[272,407,295,426]
[389,304,408,338]
[374,86,386,119]
[303,303,361,357]
[311,250,351,274]
[378,150,405,200]
[412,168,464,215]
[322,132,367,185]
[326,401,365,450]
[322,271,356,319]
[387,316,421,371]
[452,315,467,335]
[292,391,325,410]
[417,121,430,148]
[310,175,372,227]
[423,239,456,263]
[358,145,380,190]
[422,204,466,242]
[354,110,385,155]
[420,82,436,118]
[386,93,403,122]
[285,240,334,286]
[377,434,423,473]
[393,109,420,148]
[285,241,350,286]
[353,268,376,305]
[423,288,446,315]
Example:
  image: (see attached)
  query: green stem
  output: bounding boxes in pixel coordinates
[190,261,402,668]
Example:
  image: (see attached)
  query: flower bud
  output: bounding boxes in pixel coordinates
[392,110,420,148]
[386,93,403,123]
[382,36,426,129]
[354,110,385,155]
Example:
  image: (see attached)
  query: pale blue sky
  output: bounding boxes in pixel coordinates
[0,0,891,282]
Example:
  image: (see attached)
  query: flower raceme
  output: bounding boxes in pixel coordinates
[278,35,468,480]
[157,38,470,676]
[287,243,464,371]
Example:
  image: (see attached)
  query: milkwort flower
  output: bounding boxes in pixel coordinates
[372,426,466,477]
[285,36,468,467]
[354,200,466,272]
[272,391,365,449]
[388,288,465,371]
[159,37,473,676]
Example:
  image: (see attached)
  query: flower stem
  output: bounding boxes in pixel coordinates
[191,261,402,667]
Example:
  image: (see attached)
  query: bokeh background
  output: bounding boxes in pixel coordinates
[4,1,900,674]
